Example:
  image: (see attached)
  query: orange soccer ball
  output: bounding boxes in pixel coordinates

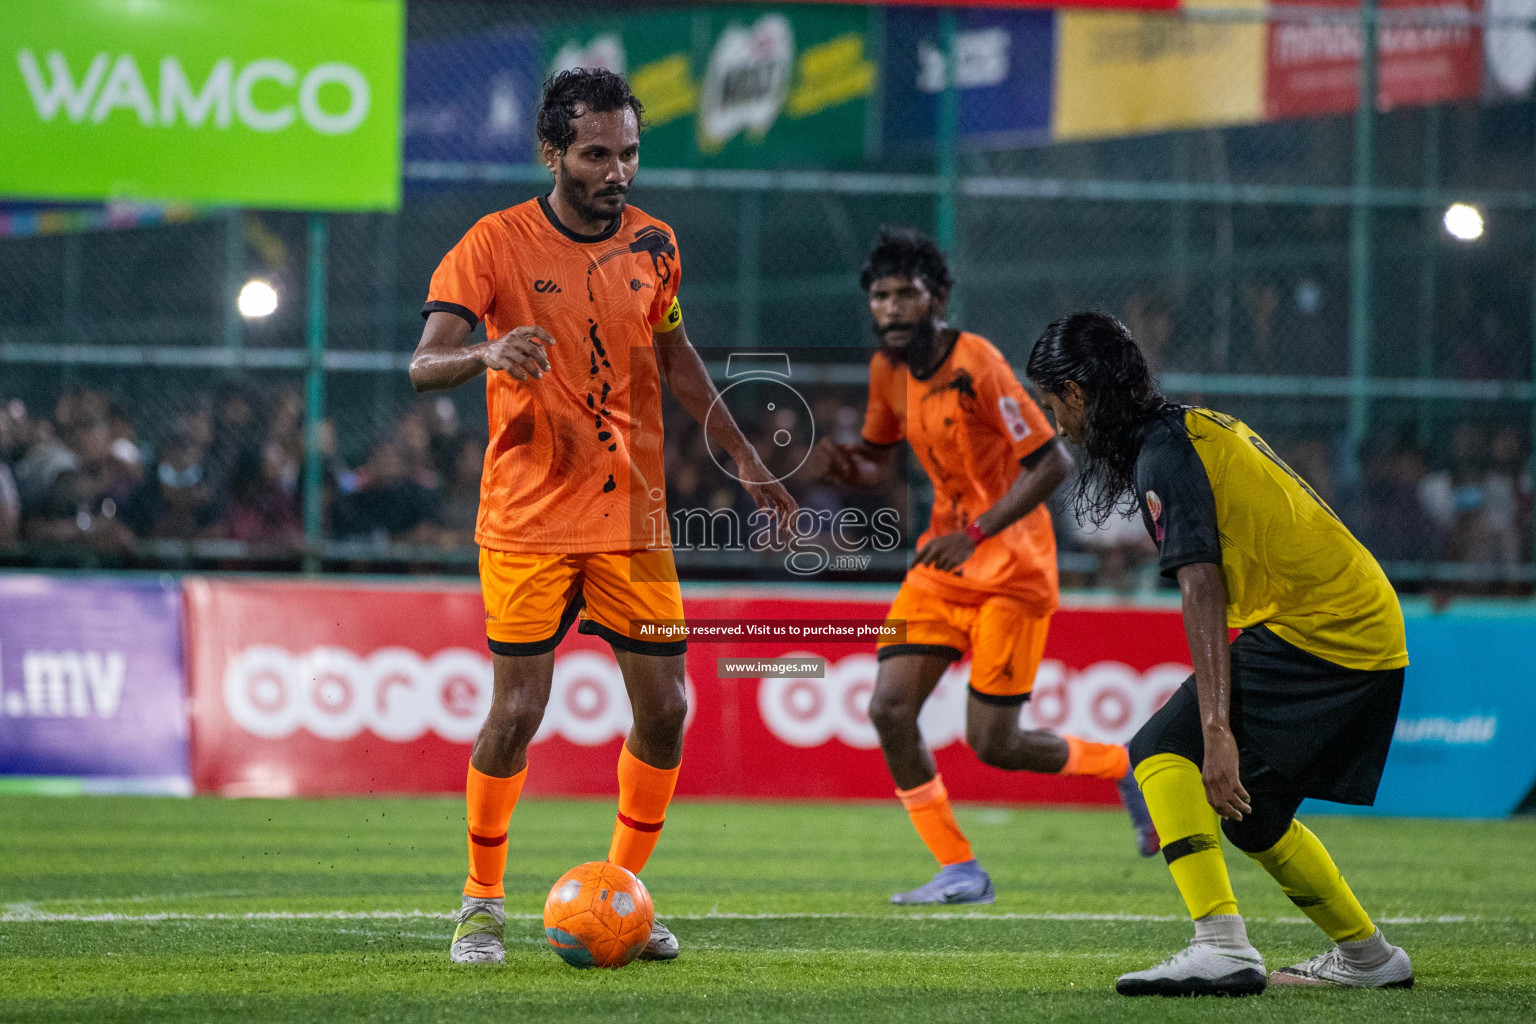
[543,861,654,969]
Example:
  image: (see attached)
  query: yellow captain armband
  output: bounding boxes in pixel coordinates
[656,296,683,333]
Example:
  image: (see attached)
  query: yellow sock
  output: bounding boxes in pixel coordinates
[1247,820,1374,943]
[1135,753,1239,920]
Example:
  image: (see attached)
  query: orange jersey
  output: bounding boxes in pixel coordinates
[423,197,681,553]
[863,331,1059,612]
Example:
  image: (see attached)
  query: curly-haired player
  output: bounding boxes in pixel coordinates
[808,231,1158,906]
[410,68,795,964]
[1028,311,1412,996]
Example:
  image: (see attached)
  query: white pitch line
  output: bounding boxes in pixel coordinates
[0,909,1481,925]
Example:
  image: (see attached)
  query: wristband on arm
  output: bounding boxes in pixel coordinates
[964,522,989,544]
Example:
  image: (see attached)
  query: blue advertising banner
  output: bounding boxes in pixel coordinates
[1304,612,1536,819]
[881,7,1054,152]
[404,27,541,165]
[0,575,189,793]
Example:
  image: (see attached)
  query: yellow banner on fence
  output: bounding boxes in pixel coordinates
[1052,0,1265,142]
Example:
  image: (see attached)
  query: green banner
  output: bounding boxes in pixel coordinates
[0,0,402,210]
[546,4,877,168]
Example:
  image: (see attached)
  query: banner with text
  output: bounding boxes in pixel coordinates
[1303,613,1536,818]
[186,577,1192,805]
[0,0,403,210]
[1053,0,1267,141]
[1265,0,1481,119]
[0,576,189,793]
[543,4,878,168]
[882,5,1055,151]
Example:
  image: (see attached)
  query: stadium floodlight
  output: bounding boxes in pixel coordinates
[238,279,279,318]
[1443,203,1485,242]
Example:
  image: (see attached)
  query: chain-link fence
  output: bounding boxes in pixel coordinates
[2,1,1533,594]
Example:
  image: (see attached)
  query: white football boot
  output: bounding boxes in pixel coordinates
[637,918,679,961]
[1270,933,1413,989]
[1117,940,1267,997]
[449,895,505,964]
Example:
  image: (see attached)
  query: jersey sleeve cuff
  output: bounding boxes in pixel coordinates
[421,300,480,327]
[1019,437,1060,469]
[1158,552,1222,579]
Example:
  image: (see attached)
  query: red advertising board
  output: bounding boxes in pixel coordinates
[186,579,1190,806]
[1266,0,1482,118]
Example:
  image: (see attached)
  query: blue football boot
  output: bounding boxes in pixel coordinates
[1117,766,1161,858]
[890,859,995,905]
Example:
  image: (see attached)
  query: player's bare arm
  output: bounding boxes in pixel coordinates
[1176,560,1251,821]
[652,320,797,522]
[806,436,897,489]
[913,440,1074,572]
[408,311,557,391]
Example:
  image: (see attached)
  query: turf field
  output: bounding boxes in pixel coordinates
[0,795,1532,1023]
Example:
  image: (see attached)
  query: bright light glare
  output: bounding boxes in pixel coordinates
[1443,203,1485,242]
[238,279,279,318]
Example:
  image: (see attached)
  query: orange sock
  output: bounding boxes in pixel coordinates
[464,763,526,898]
[1062,736,1130,780]
[608,744,681,875]
[897,774,974,867]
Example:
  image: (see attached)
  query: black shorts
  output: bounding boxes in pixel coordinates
[1129,624,1404,806]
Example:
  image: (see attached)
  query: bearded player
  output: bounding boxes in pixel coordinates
[808,231,1158,905]
[410,69,795,964]
[1028,312,1413,995]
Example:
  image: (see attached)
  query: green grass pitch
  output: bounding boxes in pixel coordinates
[1,795,1533,1023]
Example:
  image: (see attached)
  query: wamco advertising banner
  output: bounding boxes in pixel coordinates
[0,0,403,210]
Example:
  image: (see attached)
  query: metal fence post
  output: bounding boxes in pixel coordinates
[936,8,960,322]
[737,190,763,349]
[1347,0,1379,466]
[302,213,329,574]
[223,209,244,352]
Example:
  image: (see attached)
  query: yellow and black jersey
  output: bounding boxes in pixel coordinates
[1134,406,1408,672]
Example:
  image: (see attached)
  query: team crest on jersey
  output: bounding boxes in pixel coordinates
[998,395,1031,442]
[1145,490,1165,543]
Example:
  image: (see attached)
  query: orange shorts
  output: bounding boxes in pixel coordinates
[479,548,686,657]
[877,582,1050,703]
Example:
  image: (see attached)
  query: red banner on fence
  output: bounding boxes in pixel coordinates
[1265,0,1482,118]
[186,579,1190,805]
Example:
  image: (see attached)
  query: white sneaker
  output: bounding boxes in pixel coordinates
[637,918,679,961]
[1270,943,1414,989]
[449,895,505,964]
[1117,940,1267,997]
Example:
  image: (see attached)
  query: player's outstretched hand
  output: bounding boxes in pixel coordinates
[805,437,854,484]
[481,326,556,381]
[736,453,798,524]
[913,531,976,573]
[1201,726,1251,820]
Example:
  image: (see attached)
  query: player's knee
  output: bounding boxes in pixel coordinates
[868,687,920,739]
[633,683,688,742]
[480,694,545,755]
[965,718,1010,767]
[1221,804,1294,854]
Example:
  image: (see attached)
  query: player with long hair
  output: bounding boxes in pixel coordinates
[410,68,794,964]
[809,231,1158,906]
[1027,311,1413,995]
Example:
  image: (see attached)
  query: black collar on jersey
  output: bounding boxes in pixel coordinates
[538,194,622,244]
[907,327,961,382]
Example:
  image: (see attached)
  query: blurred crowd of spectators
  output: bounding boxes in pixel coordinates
[1,377,1531,591]
[0,385,488,559]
